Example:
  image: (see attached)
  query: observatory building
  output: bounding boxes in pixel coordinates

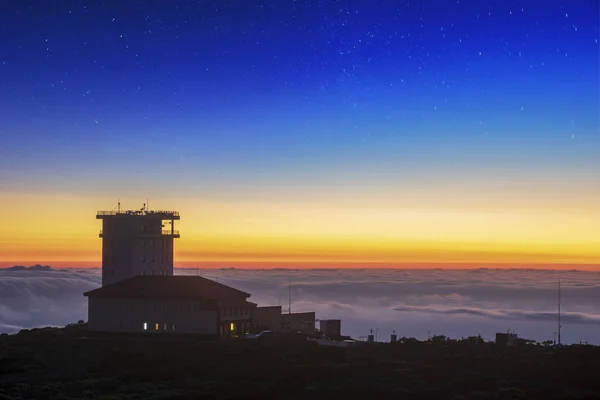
[85,203,319,338]
[97,205,180,286]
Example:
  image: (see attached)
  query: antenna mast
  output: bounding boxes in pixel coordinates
[558,279,562,346]
[118,198,120,213]
[288,276,292,314]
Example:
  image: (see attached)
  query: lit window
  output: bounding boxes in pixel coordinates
[164,323,167,330]
[230,322,235,331]
[143,322,147,330]
[172,323,176,331]
[155,323,159,331]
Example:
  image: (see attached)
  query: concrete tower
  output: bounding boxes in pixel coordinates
[97,204,180,286]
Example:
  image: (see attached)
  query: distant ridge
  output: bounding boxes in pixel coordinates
[5,264,53,271]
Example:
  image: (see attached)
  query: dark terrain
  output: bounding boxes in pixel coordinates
[1,323,599,400]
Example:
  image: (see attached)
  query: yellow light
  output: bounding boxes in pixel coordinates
[155,323,159,331]
[230,322,235,331]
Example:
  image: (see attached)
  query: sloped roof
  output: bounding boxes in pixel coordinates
[84,276,250,300]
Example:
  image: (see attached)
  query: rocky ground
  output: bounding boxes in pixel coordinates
[1,323,599,400]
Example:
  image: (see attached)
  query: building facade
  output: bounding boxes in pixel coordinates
[86,205,322,339]
[251,305,315,335]
[84,276,256,337]
[97,207,180,286]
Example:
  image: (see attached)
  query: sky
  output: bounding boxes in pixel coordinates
[1,0,599,265]
[2,266,600,344]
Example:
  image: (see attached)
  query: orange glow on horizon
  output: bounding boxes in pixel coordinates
[1,192,598,267]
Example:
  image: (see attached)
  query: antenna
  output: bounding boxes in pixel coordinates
[288,276,292,314]
[118,198,120,213]
[558,279,562,346]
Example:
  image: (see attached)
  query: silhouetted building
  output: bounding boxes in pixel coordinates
[320,319,342,337]
[97,206,180,286]
[84,275,255,337]
[86,204,323,338]
[496,332,518,346]
[251,306,315,335]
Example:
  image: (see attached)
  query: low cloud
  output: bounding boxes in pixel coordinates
[392,305,600,325]
[1,265,599,343]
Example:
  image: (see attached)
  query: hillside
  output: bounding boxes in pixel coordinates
[1,324,599,400]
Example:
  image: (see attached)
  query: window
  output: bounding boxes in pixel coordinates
[151,240,155,247]
[230,322,235,331]
[155,323,159,331]
[143,322,147,330]
[152,270,155,275]
[161,255,164,263]
[142,239,146,247]
[172,323,176,331]
[151,255,155,263]
[164,323,167,331]
[142,254,146,262]
[140,270,145,276]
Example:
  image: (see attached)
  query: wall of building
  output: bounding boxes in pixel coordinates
[280,312,315,334]
[251,306,283,332]
[251,307,315,335]
[320,319,341,337]
[88,297,218,334]
[101,215,176,286]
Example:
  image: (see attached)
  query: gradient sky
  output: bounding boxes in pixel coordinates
[1,0,599,265]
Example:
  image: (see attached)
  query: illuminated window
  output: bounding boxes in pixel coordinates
[230,322,235,331]
[172,323,176,331]
[155,323,159,331]
[164,323,167,330]
[143,322,147,330]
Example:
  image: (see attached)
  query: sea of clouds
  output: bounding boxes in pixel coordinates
[1,266,599,344]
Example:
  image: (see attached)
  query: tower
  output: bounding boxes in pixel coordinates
[96,203,180,286]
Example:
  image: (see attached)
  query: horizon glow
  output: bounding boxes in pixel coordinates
[1,1,599,266]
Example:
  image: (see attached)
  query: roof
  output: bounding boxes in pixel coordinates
[83,276,250,300]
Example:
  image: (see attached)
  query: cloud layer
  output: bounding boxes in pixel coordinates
[1,266,599,344]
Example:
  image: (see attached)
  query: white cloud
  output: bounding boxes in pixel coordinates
[1,266,599,344]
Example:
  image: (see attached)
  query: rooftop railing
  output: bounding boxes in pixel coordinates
[97,210,180,217]
[99,230,179,236]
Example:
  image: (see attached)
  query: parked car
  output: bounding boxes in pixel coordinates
[245,330,273,340]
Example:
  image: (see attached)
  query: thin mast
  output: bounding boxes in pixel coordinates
[288,276,291,314]
[558,279,562,345]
